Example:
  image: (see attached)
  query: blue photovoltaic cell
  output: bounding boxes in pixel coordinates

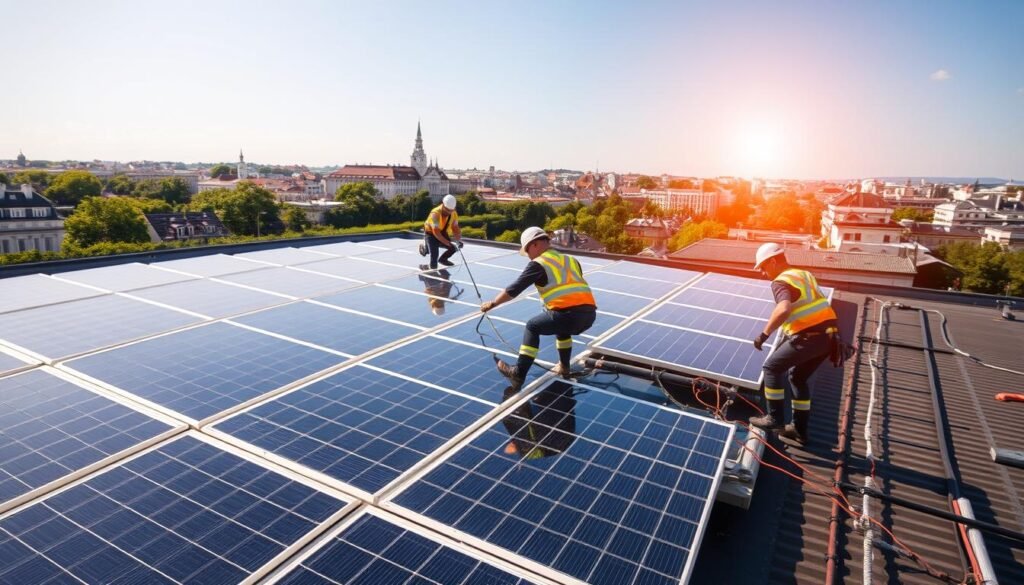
[374,271,473,301]
[489,298,554,324]
[0,275,103,315]
[213,366,493,494]
[554,289,657,317]
[277,512,535,585]
[232,302,420,357]
[0,435,348,585]
[300,242,370,256]
[583,271,680,298]
[0,294,202,361]
[365,337,541,405]
[128,279,288,319]
[217,267,361,299]
[483,252,614,271]
[0,352,29,376]
[302,257,417,283]
[689,273,775,301]
[667,287,775,319]
[315,285,479,328]
[150,254,267,277]
[64,322,342,422]
[391,381,732,585]
[350,249,422,267]
[356,238,417,250]
[56,263,195,292]
[447,262,520,290]
[0,370,173,509]
[599,263,700,284]
[435,318,584,365]
[232,247,333,266]
[453,245,516,263]
[643,304,775,342]
[598,320,766,384]
[585,312,627,339]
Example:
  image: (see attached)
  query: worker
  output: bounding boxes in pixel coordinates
[420,194,462,269]
[749,242,840,445]
[481,227,597,390]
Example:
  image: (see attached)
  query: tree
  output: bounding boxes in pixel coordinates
[284,205,311,232]
[667,220,728,252]
[934,241,1010,294]
[334,181,383,227]
[10,170,52,192]
[636,176,658,190]
[45,170,102,206]
[546,213,577,232]
[640,199,665,218]
[667,179,694,189]
[189,182,280,236]
[0,172,9,185]
[209,164,233,178]
[64,197,150,247]
[496,229,521,243]
[457,192,488,215]
[892,207,933,223]
[125,198,173,214]
[604,233,644,255]
[752,195,809,232]
[133,177,191,205]
[106,174,136,195]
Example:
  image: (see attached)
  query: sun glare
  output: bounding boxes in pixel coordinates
[733,123,784,177]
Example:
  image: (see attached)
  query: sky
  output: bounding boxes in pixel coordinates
[2,0,1022,179]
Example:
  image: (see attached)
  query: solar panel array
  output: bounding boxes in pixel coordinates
[0,236,765,584]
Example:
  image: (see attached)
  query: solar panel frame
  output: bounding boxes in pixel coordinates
[313,284,482,329]
[0,431,358,585]
[379,380,735,585]
[205,364,501,503]
[50,262,197,292]
[124,279,292,320]
[0,347,38,378]
[263,506,554,585]
[597,262,702,284]
[299,256,419,283]
[0,367,186,515]
[149,253,269,277]
[231,247,336,266]
[214,267,363,299]
[0,274,105,315]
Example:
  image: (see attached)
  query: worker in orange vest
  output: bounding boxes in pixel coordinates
[481,227,597,391]
[750,242,839,445]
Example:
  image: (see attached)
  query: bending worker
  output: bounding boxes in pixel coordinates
[421,194,462,269]
[749,242,839,445]
[481,227,597,390]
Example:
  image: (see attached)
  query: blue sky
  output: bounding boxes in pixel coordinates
[2,0,1022,179]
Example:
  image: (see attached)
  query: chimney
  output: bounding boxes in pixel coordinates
[22,184,33,197]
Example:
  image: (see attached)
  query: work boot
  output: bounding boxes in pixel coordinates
[748,412,783,431]
[554,363,571,379]
[439,259,455,267]
[779,423,808,445]
[495,360,523,391]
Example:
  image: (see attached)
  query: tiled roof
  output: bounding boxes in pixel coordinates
[327,165,422,181]
[829,191,891,208]
[670,238,918,274]
[144,211,228,240]
[907,224,979,237]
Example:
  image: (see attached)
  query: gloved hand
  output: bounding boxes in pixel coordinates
[481,300,497,313]
[456,240,464,249]
[753,332,769,351]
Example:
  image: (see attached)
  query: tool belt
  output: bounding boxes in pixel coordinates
[826,326,856,367]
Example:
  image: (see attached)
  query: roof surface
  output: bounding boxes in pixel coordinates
[671,239,919,275]
[327,165,422,181]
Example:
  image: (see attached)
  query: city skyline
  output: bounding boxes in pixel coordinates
[2,1,1022,179]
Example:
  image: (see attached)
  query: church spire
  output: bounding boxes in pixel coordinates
[411,121,428,175]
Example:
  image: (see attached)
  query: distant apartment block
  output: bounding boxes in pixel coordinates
[0,183,64,253]
[932,195,1024,231]
[982,226,1024,251]
[641,188,718,217]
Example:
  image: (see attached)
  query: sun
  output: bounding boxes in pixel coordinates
[733,123,784,177]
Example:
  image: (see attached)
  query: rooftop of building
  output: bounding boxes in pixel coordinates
[670,238,919,275]
[327,165,424,181]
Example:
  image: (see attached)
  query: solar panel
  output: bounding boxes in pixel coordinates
[53,262,196,292]
[593,320,768,387]
[365,337,542,405]
[150,253,268,277]
[0,368,180,514]
[0,294,202,362]
[232,247,334,266]
[315,285,480,328]
[301,257,418,283]
[0,275,103,315]
[350,248,422,267]
[582,272,681,298]
[598,262,701,284]
[0,350,31,377]
[216,266,362,299]
[453,245,518,263]
[356,238,418,250]
[231,302,422,357]
[666,287,775,319]
[370,271,473,301]
[482,253,614,271]
[446,262,521,290]
[268,508,543,585]
[0,433,353,584]
[299,241,369,256]
[485,298,618,341]
[126,279,290,319]
[545,288,656,317]
[642,304,778,344]
[210,365,495,498]
[688,273,775,301]
[434,317,584,365]
[62,322,343,424]
[385,380,733,585]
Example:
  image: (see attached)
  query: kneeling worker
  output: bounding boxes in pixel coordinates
[749,242,839,444]
[481,227,597,390]
[422,195,462,269]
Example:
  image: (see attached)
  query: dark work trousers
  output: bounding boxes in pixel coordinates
[516,306,597,378]
[426,232,456,269]
[762,330,830,432]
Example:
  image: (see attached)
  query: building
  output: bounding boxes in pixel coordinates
[0,183,64,253]
[821,191,901,249]
[624,217,674,248]
[903,222,979,249]
[283,200,346,225]
[932,195,1024,231]
[641,188,718,217]
[982,225,1024,250]
[143,212,228,242]
[124,171,200,194]
[198,151,249,192]
[323,123,451,200]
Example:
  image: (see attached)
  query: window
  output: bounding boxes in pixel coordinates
[175,226,187,238]
[843,233,851,241]
[32,208,48,218]
[9,208,25,218]
[854,233,862,241]
[883,235,891,243]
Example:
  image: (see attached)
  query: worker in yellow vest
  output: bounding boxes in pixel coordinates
[750,242,839,444]
[421,195,462,269]
[481,227,597,391]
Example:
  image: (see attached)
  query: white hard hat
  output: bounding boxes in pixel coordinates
[432,305,445,316]
[754,242,785,269]
[519,226,549,256]
[442,195,457,210]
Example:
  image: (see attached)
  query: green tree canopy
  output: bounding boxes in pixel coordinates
[189,181,279,236]
[0,172,10,185]
[106,174,137,195]
[640,199,665,218]
[283,205,311,232]
[934,241,1012,294]
[333,181,384,227]
[636,176,658,190]
[751,195,812,232]
[892,207,934,223]
[456,192,488,215]
[495,229,521,243]
[133,177,191,205]
[667,179,694,189]
[208,164,233,178]
[64,196,150,247]
[667,220,728,252]
[45,170,103,206]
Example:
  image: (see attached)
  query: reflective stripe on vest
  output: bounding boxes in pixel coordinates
[774,268,837,335]
[534,249,596,310]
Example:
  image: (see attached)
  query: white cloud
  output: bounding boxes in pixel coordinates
[930,69,951,81]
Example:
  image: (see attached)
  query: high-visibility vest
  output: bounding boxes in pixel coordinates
[424,205,459,238]
[774,268,837,335]
[534,249,596,310]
